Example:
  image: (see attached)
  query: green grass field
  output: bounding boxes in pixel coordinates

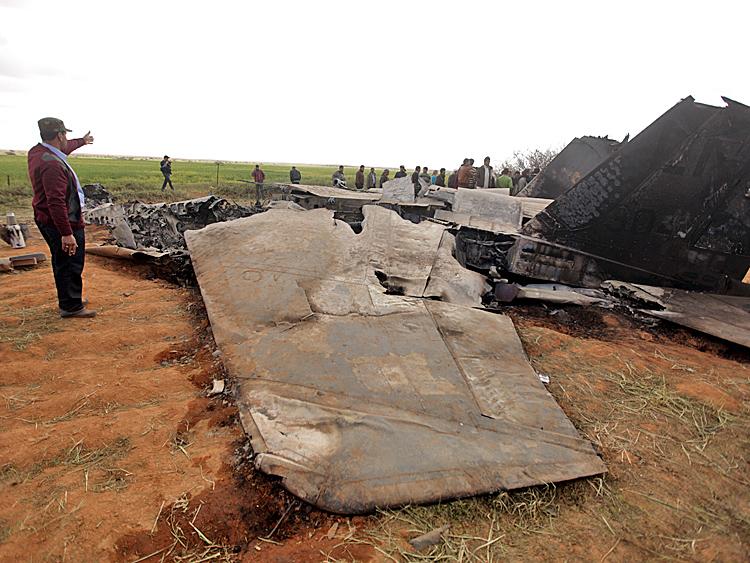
[0,153,364,219]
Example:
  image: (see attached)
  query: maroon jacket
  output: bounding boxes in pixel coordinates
[28,138,86,236]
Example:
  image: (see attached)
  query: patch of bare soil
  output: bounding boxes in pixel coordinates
[2,226,748,562]
[0,227,372,562]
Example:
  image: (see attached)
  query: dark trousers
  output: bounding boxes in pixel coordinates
[161,174,174,190]
[37,222,86,312]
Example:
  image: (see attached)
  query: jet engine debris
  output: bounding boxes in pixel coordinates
[514,97,750,294]
[517,136,625,199]
[85,195,259,284]
[184,206,605,514]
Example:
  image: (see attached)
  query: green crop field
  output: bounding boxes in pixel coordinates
[0,153,373,219]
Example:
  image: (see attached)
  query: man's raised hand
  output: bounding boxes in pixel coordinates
[83,131,94,145]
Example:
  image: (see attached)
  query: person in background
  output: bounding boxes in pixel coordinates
[332,165,347,187]
[511,169,521,189]
[252,164,265,187]
[476,156,495,189]
[496,168,513,189]
[28,117,96,318]
[468,158,477,188]
[394,165,407,179]
[355,165,366,190]
[435,167,446,187]
[515,168,531,194]
[531,166,541,180]
[289,166,301,184]
[367,167,377,190]
[457,158,472,188]
[448,169,459,188]
[419,166,431,185]
[380,168,390,188]
[431,170,438,184]
[160,155,174,191]
[411,165,421,189]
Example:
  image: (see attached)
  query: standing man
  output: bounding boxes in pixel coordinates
[411,165,421,191]
[28,117,95,318]
[355,165,366,190]
[476,156,495,189]
[289,166,301,184]
[332,165,347,187]
[252,164,265,187]
[160,155,174,191]
[367,167,377,190]
[497,168,514,189]
[379,168,390,188]
[468,158,477,189]
[435,168,446,187]
[394,165,407,179]
[457,158,472,188]
[419,166,432,185]
[515,168,531,195]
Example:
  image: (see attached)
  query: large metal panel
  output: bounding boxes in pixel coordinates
[185,207,605,513]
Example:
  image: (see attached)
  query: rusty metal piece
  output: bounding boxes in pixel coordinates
[517,96,750,294]
[517,136,624,199]
[185,206,605,514]
[603,281,750,348]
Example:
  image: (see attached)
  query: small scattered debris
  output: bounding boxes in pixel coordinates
[409,524,450,551]
[208,379,225,396]
[1,252,47,271]
[326,522,339,540]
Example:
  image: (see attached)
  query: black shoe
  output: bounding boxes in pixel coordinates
[60,307,96,319]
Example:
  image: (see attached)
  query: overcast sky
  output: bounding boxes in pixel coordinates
[1,0,748,168]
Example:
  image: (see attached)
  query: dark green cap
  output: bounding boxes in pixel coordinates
[38,117,72,136]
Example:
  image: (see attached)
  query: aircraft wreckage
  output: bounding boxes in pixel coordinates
[80,95,749,513]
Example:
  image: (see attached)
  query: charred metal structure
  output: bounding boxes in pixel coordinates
[85,196,260,284]
[505,97,750,295]
[517,136,625,199]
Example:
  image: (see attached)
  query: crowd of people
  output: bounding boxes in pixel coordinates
[257,159,542,196]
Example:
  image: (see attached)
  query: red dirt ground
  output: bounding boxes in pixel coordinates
[1,226,748,562]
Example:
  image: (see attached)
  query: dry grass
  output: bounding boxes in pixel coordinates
[338,485,571,562]
[0,303,61,351]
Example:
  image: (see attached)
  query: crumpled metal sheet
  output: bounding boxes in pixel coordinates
[517,136,624,199]
[381,176,431,203]
[85,195,259,285]
[434,188,523,233]
[85,195,258,251]
[424,232,491,306]
[603,281,750,348]
[82,183,114,207]
[519,97,750,294]
[185,206,605,514]
[495,282,609,306]
[288,185,382,201]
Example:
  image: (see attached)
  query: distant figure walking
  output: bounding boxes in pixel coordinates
[252,164,265,187]
[367,167,377,190]
[160,155,174,191]
[290,166,301,184]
